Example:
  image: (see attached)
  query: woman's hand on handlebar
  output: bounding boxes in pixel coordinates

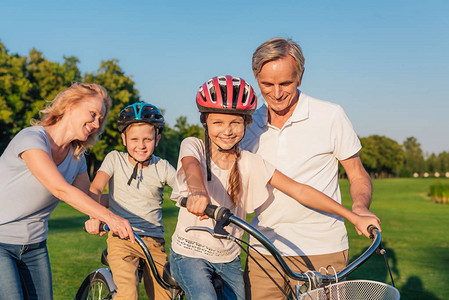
[105,214,135,243]
[354,215,382,238]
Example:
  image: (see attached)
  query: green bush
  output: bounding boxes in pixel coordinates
[429,183,449,204]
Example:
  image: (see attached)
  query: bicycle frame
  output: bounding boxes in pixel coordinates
[226,214,381,285]
[76,225,184,300]
[133,233,171,290]
[181,199,383,290]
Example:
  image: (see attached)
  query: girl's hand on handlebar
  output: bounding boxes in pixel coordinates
[85,218,106,236]
[355,215,382,238]
[106,214,135,243]
[186,191,211,221]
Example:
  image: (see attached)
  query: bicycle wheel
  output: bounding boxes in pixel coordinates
[75,268,117,300]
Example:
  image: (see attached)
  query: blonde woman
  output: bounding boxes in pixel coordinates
[0,83,134,300]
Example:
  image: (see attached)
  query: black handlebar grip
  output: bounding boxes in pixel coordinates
[100,222,110,232]
[180,197,230,221]
[367,225,378,239]
[204,204,219,219]
[83,222,109,233]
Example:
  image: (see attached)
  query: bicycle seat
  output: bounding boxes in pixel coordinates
[211,272,224,291]
[162,262,181,289]
[162,262,224,292]
[101,248,109,266]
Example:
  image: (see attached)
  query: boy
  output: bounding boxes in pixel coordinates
[85,103,175,300]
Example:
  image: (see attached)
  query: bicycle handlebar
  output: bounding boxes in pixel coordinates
[180,198,382,286]
[180,197,231,221]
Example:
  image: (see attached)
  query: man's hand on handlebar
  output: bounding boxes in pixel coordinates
[354,215,382,238]
[353,206,381,236]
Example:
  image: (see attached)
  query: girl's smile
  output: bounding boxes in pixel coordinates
[206,113,245,153]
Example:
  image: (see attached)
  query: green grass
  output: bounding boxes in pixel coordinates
[48,179,449,299]
[340,178,449,300]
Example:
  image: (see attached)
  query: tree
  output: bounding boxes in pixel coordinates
[0,42,31,150]
[426,153,439,174]
[0,41,206,177]
[0,42,81,152]
[401,137,425,177]
[83,59,140,178]
[359,135,405,178]
[438,151,449,175]
[154,116,203,167]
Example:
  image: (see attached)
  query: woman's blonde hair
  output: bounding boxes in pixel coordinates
[33,82,112,158]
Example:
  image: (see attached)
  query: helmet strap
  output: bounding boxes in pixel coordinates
[204,125,212,182]
[127,153,152,185]
[123,132,153,185]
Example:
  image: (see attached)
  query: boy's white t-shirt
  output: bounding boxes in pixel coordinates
[171,137,275,263]
[100,150,176,238]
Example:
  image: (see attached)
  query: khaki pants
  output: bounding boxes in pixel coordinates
[244,249,348,300]
[107,233,171,300]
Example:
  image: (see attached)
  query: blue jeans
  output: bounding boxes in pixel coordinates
[170,249,245,300]
[0,240,52,300]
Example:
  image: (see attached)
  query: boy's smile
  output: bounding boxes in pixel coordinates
[122,123,160,164]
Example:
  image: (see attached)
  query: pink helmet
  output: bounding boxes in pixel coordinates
[196,75,257,115]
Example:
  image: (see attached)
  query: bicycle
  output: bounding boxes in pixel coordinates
[75,223,224,300]
[76,199,399,300]
[180,199,400,300]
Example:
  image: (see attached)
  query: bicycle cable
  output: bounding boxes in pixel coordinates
[377,242,395,287]
[233,237,297,299]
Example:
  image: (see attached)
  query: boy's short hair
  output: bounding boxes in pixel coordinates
[124,122,161,136]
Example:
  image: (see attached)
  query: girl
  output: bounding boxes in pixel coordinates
[169,76,380,300]
[0,83,134,300]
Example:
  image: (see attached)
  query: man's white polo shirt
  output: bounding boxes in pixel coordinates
[241,91,361,256]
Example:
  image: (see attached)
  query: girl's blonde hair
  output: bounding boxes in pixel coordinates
[33,82,112,158]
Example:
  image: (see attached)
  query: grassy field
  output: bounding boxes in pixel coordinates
[47,178,449,299]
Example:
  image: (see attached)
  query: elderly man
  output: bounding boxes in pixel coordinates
[241,37,380,299]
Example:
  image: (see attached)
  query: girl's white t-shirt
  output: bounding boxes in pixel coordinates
[171,137,275,263]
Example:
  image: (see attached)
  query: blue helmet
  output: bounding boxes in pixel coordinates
[117,102,164,133]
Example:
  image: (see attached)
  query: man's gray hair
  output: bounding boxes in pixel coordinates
[252,38,305,80]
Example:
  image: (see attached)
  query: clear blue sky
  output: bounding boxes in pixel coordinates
[1,0,448,154]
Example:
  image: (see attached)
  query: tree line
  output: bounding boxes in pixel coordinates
[0,41,446,179]
[0,40,203,178]
[356,135,449,178]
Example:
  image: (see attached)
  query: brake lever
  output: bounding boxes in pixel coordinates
[185,226,214,235]
[185,226,232,240]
